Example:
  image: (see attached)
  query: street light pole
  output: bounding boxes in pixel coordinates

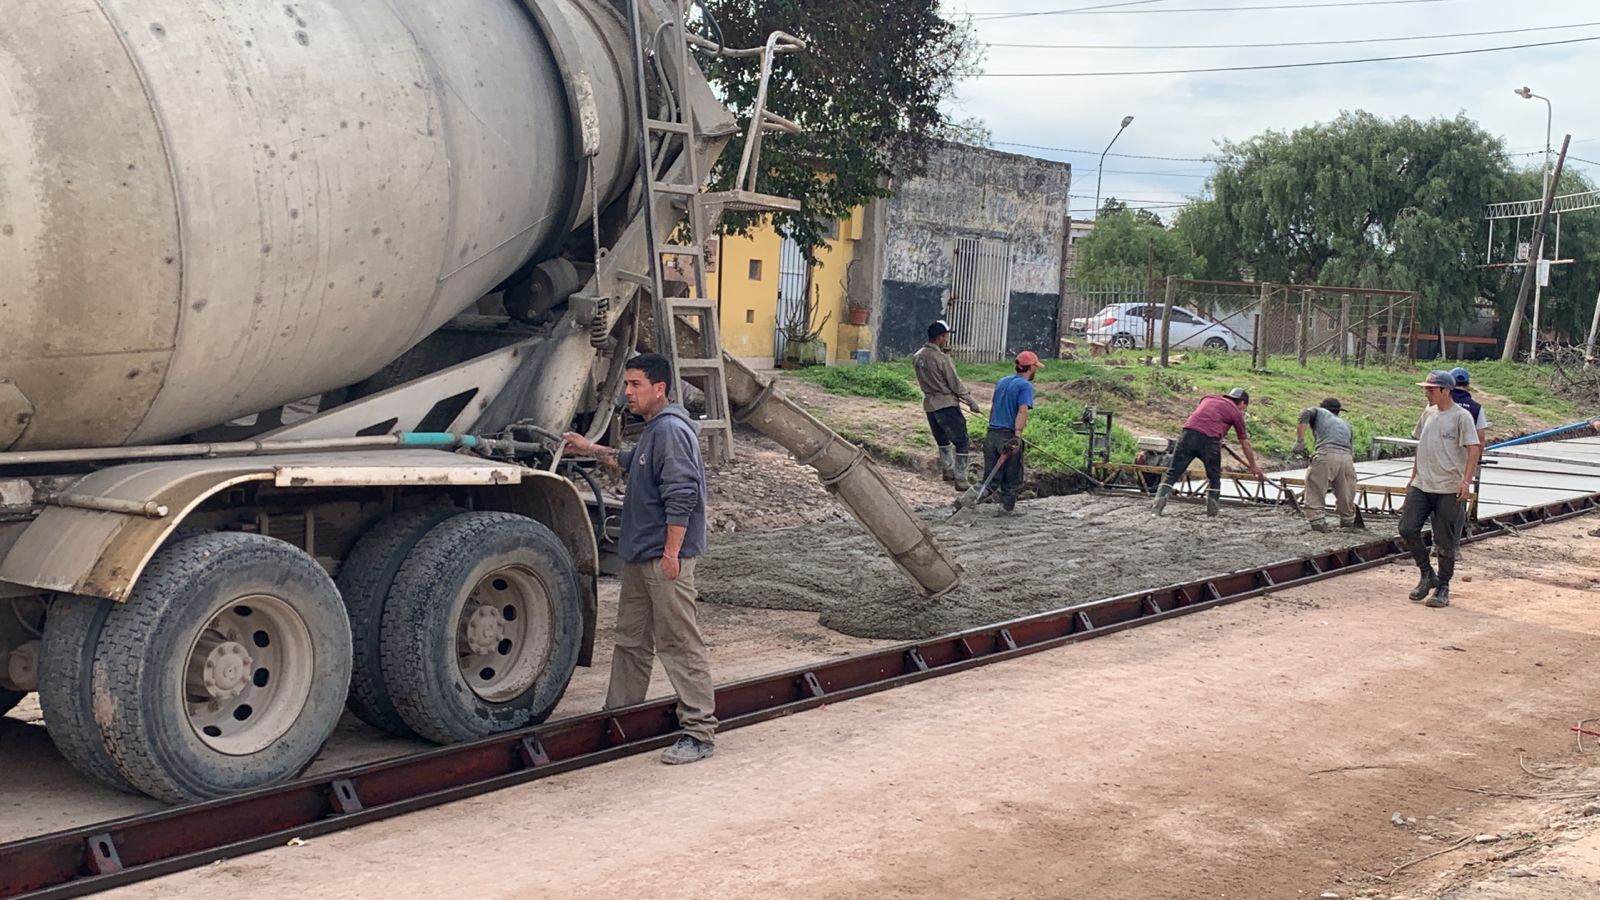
[1094,114,1135,219]
[1515,87,1554,359]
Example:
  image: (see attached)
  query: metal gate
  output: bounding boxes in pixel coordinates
[774,232,809,364]
[947,237,1013,362]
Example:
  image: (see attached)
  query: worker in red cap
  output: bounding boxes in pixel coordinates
[980,350,1042,517]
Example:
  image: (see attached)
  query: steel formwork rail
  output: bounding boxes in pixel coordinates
[4,493,1599,899]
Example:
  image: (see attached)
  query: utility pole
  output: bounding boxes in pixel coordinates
[1502,134,1571,363]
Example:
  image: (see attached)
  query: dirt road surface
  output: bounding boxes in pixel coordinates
[99,515,1600,900]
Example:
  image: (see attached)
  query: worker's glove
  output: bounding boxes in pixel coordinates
[967,400,982,415]
[1291,440,1307,457]
[1002,439,1020,455]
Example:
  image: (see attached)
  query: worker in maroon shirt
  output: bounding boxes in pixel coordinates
[1152,387,1265,517]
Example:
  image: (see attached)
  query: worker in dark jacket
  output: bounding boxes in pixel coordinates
[1152,388,1265,517]
[562,352,716,765]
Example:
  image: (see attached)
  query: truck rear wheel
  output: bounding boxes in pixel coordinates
[380,512,582,744]
[336,505,463,737]
[38,595,138,792]
[93,533,352,803]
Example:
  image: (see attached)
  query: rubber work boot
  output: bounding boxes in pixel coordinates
[1309,517,1331,533]
[953,452,972,491]
[1408,570,1439,602]
[1205,492,1220,517]
[937,445,957,482]
[1425,584,1451,608]
[1152,483,1173,516]
[661,735,715,765]
[1339,517,1364,530]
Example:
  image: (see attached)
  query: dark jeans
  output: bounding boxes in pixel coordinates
[982,427,1025,511]
[925,406,970,453]
[1399,486,1463,576]
[1161,428,1222,496]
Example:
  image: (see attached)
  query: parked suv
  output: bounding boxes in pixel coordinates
[1084,302,1250,351]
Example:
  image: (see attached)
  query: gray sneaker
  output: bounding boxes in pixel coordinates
[661,735,715,765]
[1425,585,1451,608]
[1409,572,1439,602]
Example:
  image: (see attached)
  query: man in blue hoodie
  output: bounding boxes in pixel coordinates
[562,353,715,765]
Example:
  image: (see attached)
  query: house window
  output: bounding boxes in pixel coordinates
[816,217,840,241]
[748,259,763,280]
[745,309,755,324]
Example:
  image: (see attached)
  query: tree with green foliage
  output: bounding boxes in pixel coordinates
[700,0,982,260]
[1176,111,1516,329]
[1072,205,1199,284]
[1097,197,1164,227]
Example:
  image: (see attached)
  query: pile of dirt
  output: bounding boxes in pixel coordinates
[698,493,1400,640]
[703,432,957,532]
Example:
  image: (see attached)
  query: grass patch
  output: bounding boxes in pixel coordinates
[961,402,1137,474]
[793,364,920,402]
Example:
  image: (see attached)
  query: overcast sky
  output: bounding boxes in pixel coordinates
[943,0,1600,220]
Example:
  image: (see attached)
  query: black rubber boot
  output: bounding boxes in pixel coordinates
[1205,490,1220,517]
[1408,566,1438,602]
[1152,483,1173,516]
[1427,556,1454,608]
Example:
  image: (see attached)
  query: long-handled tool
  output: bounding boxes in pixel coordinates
[948,449,1014,526]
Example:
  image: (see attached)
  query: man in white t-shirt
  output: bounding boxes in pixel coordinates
[1398,371,1481,608]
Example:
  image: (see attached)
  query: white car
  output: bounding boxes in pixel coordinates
[1084,302,1252,351]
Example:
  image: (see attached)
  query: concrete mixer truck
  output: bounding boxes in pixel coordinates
[0,0,960,802]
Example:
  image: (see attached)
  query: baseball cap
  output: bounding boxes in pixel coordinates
[1320,397,1342,413]
[1417,370,1456,389]
[1015,350,1043,369]
[1225,387,1249,404]
[927,319,951,340]
[1450,366,1470,386]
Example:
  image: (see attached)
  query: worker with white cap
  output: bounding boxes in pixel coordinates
[1152,387,1264,517]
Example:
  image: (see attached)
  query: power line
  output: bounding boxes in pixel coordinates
[975,0,1456,22]
[1079,167,1211,178]
[992,140,1210,162]
[984,21,1600,50]
[979,35,1600,77]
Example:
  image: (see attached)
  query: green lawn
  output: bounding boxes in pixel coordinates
[790,353,1584,473]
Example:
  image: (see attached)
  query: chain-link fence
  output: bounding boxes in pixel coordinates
[1062,277,1419,368]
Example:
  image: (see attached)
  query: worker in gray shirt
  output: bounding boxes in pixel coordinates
[562,352,716,765]
[1398,370,1482,609]
[1293,397,1358,533]
[913,319,982,490]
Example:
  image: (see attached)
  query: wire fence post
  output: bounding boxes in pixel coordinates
[1159,275,1176,367]
[1297,287,1310,367]
[1338,293,1351,366]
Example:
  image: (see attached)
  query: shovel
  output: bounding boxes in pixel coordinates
[948,450,1014,526]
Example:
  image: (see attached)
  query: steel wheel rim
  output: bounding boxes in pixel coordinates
[454,564,555,703]
[183,594,315,756]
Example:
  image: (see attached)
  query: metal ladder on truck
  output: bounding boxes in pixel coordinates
[624,0,803,464]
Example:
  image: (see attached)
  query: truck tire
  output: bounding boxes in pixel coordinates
[38,596,137,792]
[93,532,352,803]
[335,506,463,737]
[380,512,582,744]
[36,527,210,792]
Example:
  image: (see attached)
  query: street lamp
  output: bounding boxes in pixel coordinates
[1094,114,1135,219]
[1515,86,1554,360]
[1515,86,1554,195]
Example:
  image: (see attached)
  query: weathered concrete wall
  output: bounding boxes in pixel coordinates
[870,142,1072,359]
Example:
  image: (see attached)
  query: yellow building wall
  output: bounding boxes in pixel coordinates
[710,208,869,365]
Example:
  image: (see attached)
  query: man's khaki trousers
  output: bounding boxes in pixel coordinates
[606,557,718,742]
[1305,451,1358,524]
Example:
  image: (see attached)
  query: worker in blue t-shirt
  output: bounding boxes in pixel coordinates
[982,350,1042,517]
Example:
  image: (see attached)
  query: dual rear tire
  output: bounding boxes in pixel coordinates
[37,511,582,803]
